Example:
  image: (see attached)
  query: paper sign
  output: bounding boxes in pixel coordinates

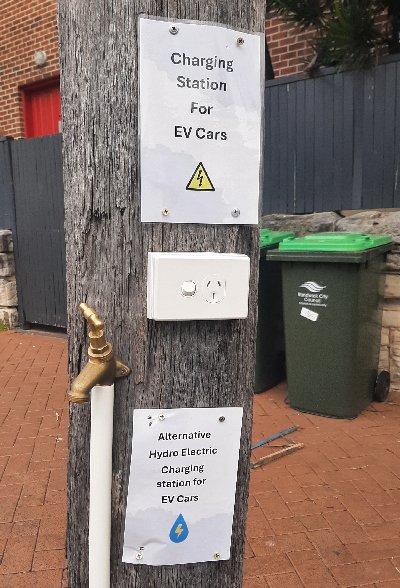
[123,407,243,566]
[139,16,263,224]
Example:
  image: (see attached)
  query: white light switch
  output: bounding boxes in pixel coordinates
[147,252,250,321]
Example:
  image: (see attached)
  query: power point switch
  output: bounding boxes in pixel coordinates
[181,281,197,297]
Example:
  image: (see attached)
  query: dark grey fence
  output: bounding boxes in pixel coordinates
[1,59,399,326]
[264,54,400,214]
[0,139,16,232]
[1,135,67,328]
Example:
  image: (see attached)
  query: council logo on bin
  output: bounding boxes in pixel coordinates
[299,281,326,293]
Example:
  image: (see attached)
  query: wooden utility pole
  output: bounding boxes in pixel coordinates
[58,1,264,586]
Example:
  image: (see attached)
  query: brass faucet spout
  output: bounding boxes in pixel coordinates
[68,304,131,403]
[68,361,111,403]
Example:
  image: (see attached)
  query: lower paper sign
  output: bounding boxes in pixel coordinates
[122,407,243,566]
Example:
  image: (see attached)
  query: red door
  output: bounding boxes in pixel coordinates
[22,78,61,138]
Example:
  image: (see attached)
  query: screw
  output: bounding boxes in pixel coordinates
[231,208,240,218]
[237,37,244,46]
[169,25,179,35]
[219,416,225,422]
[159,414,165,421]
[214,552,221,560]
[162,208,169,216]
[135,552,143,560]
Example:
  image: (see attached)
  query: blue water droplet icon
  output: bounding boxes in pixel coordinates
[169,513,189,543]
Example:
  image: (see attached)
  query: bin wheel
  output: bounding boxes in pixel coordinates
[374,370,390,403]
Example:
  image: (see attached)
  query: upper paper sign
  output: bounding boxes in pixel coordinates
[139,16,263,224]
[123,407,243,566]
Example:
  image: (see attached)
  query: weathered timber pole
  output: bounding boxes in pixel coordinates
[58,1,264,586]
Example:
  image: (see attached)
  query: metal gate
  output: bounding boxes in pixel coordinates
[10,135,67,328]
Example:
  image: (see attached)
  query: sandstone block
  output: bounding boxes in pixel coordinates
[0,253,15,277]
[390,330,400,357]
[336,210,400,244]
[380,327,390,347]
[0,277,17,306]
[386,253,400,273]
[384,274,400,299]
[390,353,400,388]
[0,306,18,329]
[379,345,389,371]
[382,307,400,328]
[261,212,340,236]
[0,230,13,253]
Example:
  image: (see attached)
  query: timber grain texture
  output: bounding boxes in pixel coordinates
[58,1,263,586]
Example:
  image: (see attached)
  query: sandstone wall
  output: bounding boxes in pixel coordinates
[262,210,400,393]
[0,230,18,328]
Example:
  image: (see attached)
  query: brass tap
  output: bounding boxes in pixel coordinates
[68,303,131,403]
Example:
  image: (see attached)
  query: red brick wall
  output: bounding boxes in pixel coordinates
[0,4,393,134]
[266,11,391,79]
[0,0,59,138]
[265,16,315,78]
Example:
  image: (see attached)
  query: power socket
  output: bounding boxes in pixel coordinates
[147,252,250,321]
[203,275,226,304]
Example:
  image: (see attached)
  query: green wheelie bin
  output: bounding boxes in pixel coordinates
[267,232,392,418]
[255,230,294,393]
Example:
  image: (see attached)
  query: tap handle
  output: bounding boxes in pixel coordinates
[67,303,131,402]
[79,303,104,335]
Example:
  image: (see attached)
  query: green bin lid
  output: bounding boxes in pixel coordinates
[260,230,295,248]
[278,232,392,252]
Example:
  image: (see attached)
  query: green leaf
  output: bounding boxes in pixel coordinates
[267,0,391,69]
[267,0,329,29]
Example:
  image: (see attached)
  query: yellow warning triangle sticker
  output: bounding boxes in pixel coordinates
[186,162,215,192]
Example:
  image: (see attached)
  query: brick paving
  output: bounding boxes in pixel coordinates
[0,331,68,588]
[0,331,400,587]
[246,384,400,588]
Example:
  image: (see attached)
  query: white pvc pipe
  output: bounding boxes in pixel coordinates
[89,384,114,588]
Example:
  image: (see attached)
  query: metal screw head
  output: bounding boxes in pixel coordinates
[159,414,165,421]
[237,37,245,46]
[169,25,179,35]
[231,208,240,218]
[219,416,225,422]
[214,552,221,560]
[162,208,169,216]
[135,552,143,560]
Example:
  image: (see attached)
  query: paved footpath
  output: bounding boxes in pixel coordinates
[247,389,400,588]
[1,331,400,588]
[0,331,68,588]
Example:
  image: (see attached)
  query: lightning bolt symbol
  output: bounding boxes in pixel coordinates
[197,169,204,187]
[175,524,183,537]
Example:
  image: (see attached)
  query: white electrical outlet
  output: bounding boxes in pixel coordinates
[203,275,226,304]
[147,252,250,321]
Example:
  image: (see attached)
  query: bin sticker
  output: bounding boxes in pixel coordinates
[298,280,329,311]
[300,307,319,322]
